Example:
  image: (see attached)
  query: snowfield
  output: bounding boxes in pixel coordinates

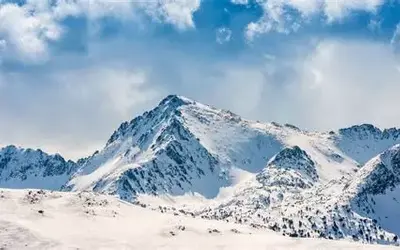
[0,188,397,250]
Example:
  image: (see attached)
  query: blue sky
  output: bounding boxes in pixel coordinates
[1,0,400,159]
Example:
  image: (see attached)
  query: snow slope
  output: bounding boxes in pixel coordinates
[0,188,397,250]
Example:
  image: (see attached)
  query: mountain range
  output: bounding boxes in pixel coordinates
[1,95,400,245]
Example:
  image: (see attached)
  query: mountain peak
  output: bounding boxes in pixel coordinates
[158,95,195,108]
[1,145,18,152]
[0,145,78,190]
[338,123,382,137]
[256,146,318,190]
[341,144,400,206]
[106,95,199,146]
[267,146,314,168]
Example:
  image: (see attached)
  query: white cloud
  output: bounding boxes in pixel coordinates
[236,39,400,130]
[244,0,385,39]
[391,23,400,46]
[0,0,201,62]
[231,0,249,4]
[216,27,232,44]
[174,36,400,131]
[62,67,160,117]
[293,39,400,129]
[0,64,164,160]
[323,0,383,22]
[2,36,400,159]
[368,18,382,32]
[50,0,201,27]
[0,2,62,62]
[139,0,201,30]
[191,64,265,116]
[0,39,6,55]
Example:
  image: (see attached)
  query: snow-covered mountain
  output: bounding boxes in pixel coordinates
[167,145,400,245]
[349,145,400,236]
[64,95,366,199]
[65,95,291,198]
[256,146,319,189]
[0,145,77,190]
[336,124,400,164]
[2,95,400,246]
[265,144,400,244]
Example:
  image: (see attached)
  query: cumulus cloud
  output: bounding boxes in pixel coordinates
[139,0,201,30]
[0,2,62,62]
[323,0,383,21]
[0,0,201,62]
[243,0,385,40]
[0,0,389,60]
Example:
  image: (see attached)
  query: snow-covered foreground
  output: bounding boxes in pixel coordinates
[0,189,395,250]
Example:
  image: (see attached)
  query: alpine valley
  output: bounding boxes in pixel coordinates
[2,95,400,249]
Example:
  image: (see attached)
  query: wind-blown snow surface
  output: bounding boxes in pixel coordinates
[0,188,397,250]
